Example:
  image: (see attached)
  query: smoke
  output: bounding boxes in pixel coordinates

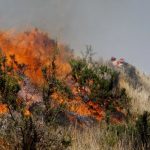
[1,0,150,73]
[0,0,74,41]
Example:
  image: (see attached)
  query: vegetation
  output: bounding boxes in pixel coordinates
[70,48,130,124]
[0,48,71,149]
[0,51,40,149]
[0,44,150,150]
[42,43,73,125]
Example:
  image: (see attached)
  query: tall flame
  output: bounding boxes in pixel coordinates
[0,28,71,84]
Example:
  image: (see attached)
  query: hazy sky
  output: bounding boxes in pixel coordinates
[0,0,150,73]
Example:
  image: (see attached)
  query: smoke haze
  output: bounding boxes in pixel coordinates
[0,0,150,73]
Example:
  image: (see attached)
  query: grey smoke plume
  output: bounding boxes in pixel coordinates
[0,0,150,73]
[0,0,74,36]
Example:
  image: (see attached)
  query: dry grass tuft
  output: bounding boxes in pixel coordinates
[119,71,150,114]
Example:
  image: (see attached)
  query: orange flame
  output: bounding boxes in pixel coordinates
[0,27,105,121]
[23,109,31,117]
[0,104,8,115]
[51,92,105,121]
[0,29,124,124]
[0,28,71,84]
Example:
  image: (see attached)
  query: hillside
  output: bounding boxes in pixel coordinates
[113,59,150,114]
[0,29,150,150]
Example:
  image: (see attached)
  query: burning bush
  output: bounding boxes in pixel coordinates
[0,28,72,84]
[69,49,130,124]
[0,48,71,149]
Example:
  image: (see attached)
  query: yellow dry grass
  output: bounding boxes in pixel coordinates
[119,71,150,114]
[68,125,137,150]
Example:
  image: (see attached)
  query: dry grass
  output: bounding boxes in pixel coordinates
[119,71,150,114]
[0,137,11,150]
[68,124,139,150]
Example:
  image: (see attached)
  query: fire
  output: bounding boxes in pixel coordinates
[0,104,8,115]
[0,28,125,124]
[51,92,105,121]
[0,28,104,121]
[23,109,31,117]
[0,28,71,84]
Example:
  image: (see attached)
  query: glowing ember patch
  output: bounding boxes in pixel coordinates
[69,102,91,116]
[51,90,105,121]
[0,104,8,114]
[23,109,31,117]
